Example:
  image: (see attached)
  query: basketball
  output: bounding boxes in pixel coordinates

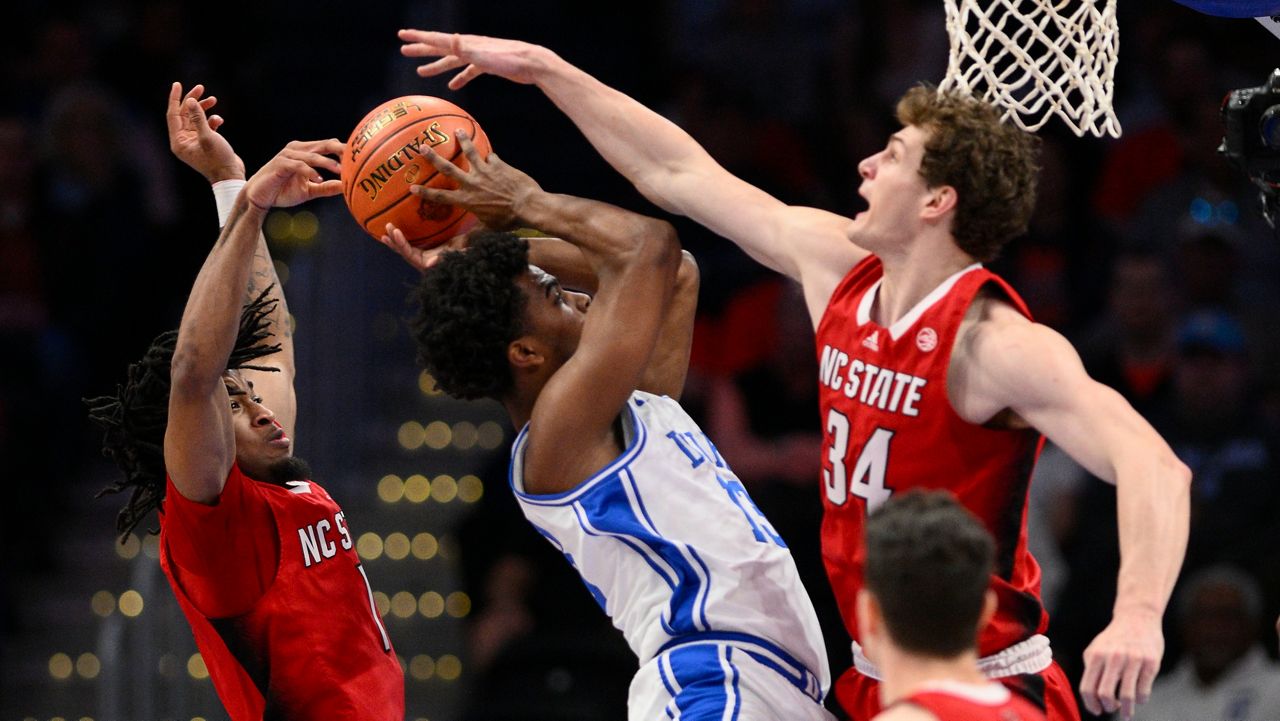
[341,95,492,248]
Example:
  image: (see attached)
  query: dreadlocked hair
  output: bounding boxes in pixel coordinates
[86,287,284,543]
[413,231,530,400]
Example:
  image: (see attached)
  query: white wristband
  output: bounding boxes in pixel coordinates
[212,179,247,227]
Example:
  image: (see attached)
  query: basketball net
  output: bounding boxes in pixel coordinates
[940,0,1121,138]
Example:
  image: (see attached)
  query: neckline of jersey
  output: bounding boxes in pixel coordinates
[856,263,983,341]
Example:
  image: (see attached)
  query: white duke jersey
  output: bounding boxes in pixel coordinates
[510,391,831,701]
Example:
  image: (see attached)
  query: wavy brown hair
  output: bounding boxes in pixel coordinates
[896,85,1040,262]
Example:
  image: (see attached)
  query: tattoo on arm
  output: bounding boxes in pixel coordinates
[244,232,293,340]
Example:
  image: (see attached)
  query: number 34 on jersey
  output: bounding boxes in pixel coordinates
[824,410,896,513]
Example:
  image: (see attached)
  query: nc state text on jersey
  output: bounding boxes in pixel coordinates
[819,344,927,416]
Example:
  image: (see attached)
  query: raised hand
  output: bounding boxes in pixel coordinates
[410,130,540,231]
[166,82,244,183]
[378,223,471,272]
[244,140,345,211]
[398,29,552,90]
[1079,610,1164,720]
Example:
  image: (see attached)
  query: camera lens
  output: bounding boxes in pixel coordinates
[1263,105,1280,150]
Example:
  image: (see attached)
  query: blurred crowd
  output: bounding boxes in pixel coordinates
[3,1,1280,719]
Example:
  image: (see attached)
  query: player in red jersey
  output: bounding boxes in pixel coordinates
[86,85,403,720]
[861,490,1045,721]
[397,30,1193,721]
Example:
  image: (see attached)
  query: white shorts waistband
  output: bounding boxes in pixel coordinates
[851,634,1052,681]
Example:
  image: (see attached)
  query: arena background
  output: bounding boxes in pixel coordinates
[2,1,1279,719]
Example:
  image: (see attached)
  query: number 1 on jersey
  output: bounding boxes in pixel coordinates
[824,409,894,512]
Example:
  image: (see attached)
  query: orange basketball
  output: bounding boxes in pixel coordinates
[341,95,492,248]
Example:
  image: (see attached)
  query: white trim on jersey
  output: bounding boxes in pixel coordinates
[855,263,983,340]
[510,402,648,506]
[913,680,1012,705]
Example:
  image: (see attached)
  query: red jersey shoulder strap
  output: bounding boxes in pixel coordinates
[827,254,883,308]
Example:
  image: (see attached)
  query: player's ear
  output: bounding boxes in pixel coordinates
[508,337,545,370]
[976,589,998,631]
[922,184,957,220]
[856,589,881,654]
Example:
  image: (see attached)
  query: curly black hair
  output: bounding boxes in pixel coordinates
[413,231,530,400]
[85,288,283,542]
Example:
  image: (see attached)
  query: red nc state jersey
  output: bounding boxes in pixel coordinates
[160,465,403,720]
[898,681,1048,721]
[816,257,1048,656]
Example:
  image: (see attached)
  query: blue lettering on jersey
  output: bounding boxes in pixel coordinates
[666,431,786,548]
[716,472,786,547]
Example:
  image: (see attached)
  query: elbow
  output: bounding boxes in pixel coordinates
[1166,453,1192,494]
[169,346,222,397]
[634,175,678,214]
[633,218,682,270]
[676,250,700,292]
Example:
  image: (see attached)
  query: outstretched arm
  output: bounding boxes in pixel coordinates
[383,227,699,399]
[166,82,298,439]
[399,30,865,322]
[412,133,681,491]
[164,140,343,503]
[964,310,1190,720]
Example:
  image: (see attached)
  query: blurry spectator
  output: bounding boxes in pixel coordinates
[674,0,837,122]
[33,84,170,393]
[0,116,43,330]
[1132,566,1280,721]
[1002,134,1114,333]
[1162,311,1280,588]
[1076,249,1179,418]
[1174,223,1280,381]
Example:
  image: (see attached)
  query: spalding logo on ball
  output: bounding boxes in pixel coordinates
[341,95,492,248]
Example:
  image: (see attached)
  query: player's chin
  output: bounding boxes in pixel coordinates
[845,217,867,243]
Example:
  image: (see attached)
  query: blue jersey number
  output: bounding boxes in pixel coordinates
[667,430,786,547]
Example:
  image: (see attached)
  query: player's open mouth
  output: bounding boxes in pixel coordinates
[268,428,290,447]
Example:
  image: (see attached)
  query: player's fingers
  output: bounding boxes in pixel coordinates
[1095,652,1123,714]
[280,145,343,170]
[208,115,225,132]
[411,184,456,205]
[309,179,344,197]
[165,82,184,133]
[287,149,341,174]
[199,95,217,111]
[456,130,483,166]
[184,96,211,133]
[1136,657,1158,707]
[273,157,323,183]
[421,147,467,181]
[382,223,430,269]
[415,55,468,78]
[1079,652,1104,716]
[183,83,205,102]
[1117,657,1140,720]
[287,138,346,158]
[449,65,485,91]
[398,29,450,50]
[377,223,399,248]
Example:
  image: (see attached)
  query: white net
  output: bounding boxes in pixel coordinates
[940,0,1121,138]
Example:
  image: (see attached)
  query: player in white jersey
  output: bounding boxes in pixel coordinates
[380,132,832,720]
